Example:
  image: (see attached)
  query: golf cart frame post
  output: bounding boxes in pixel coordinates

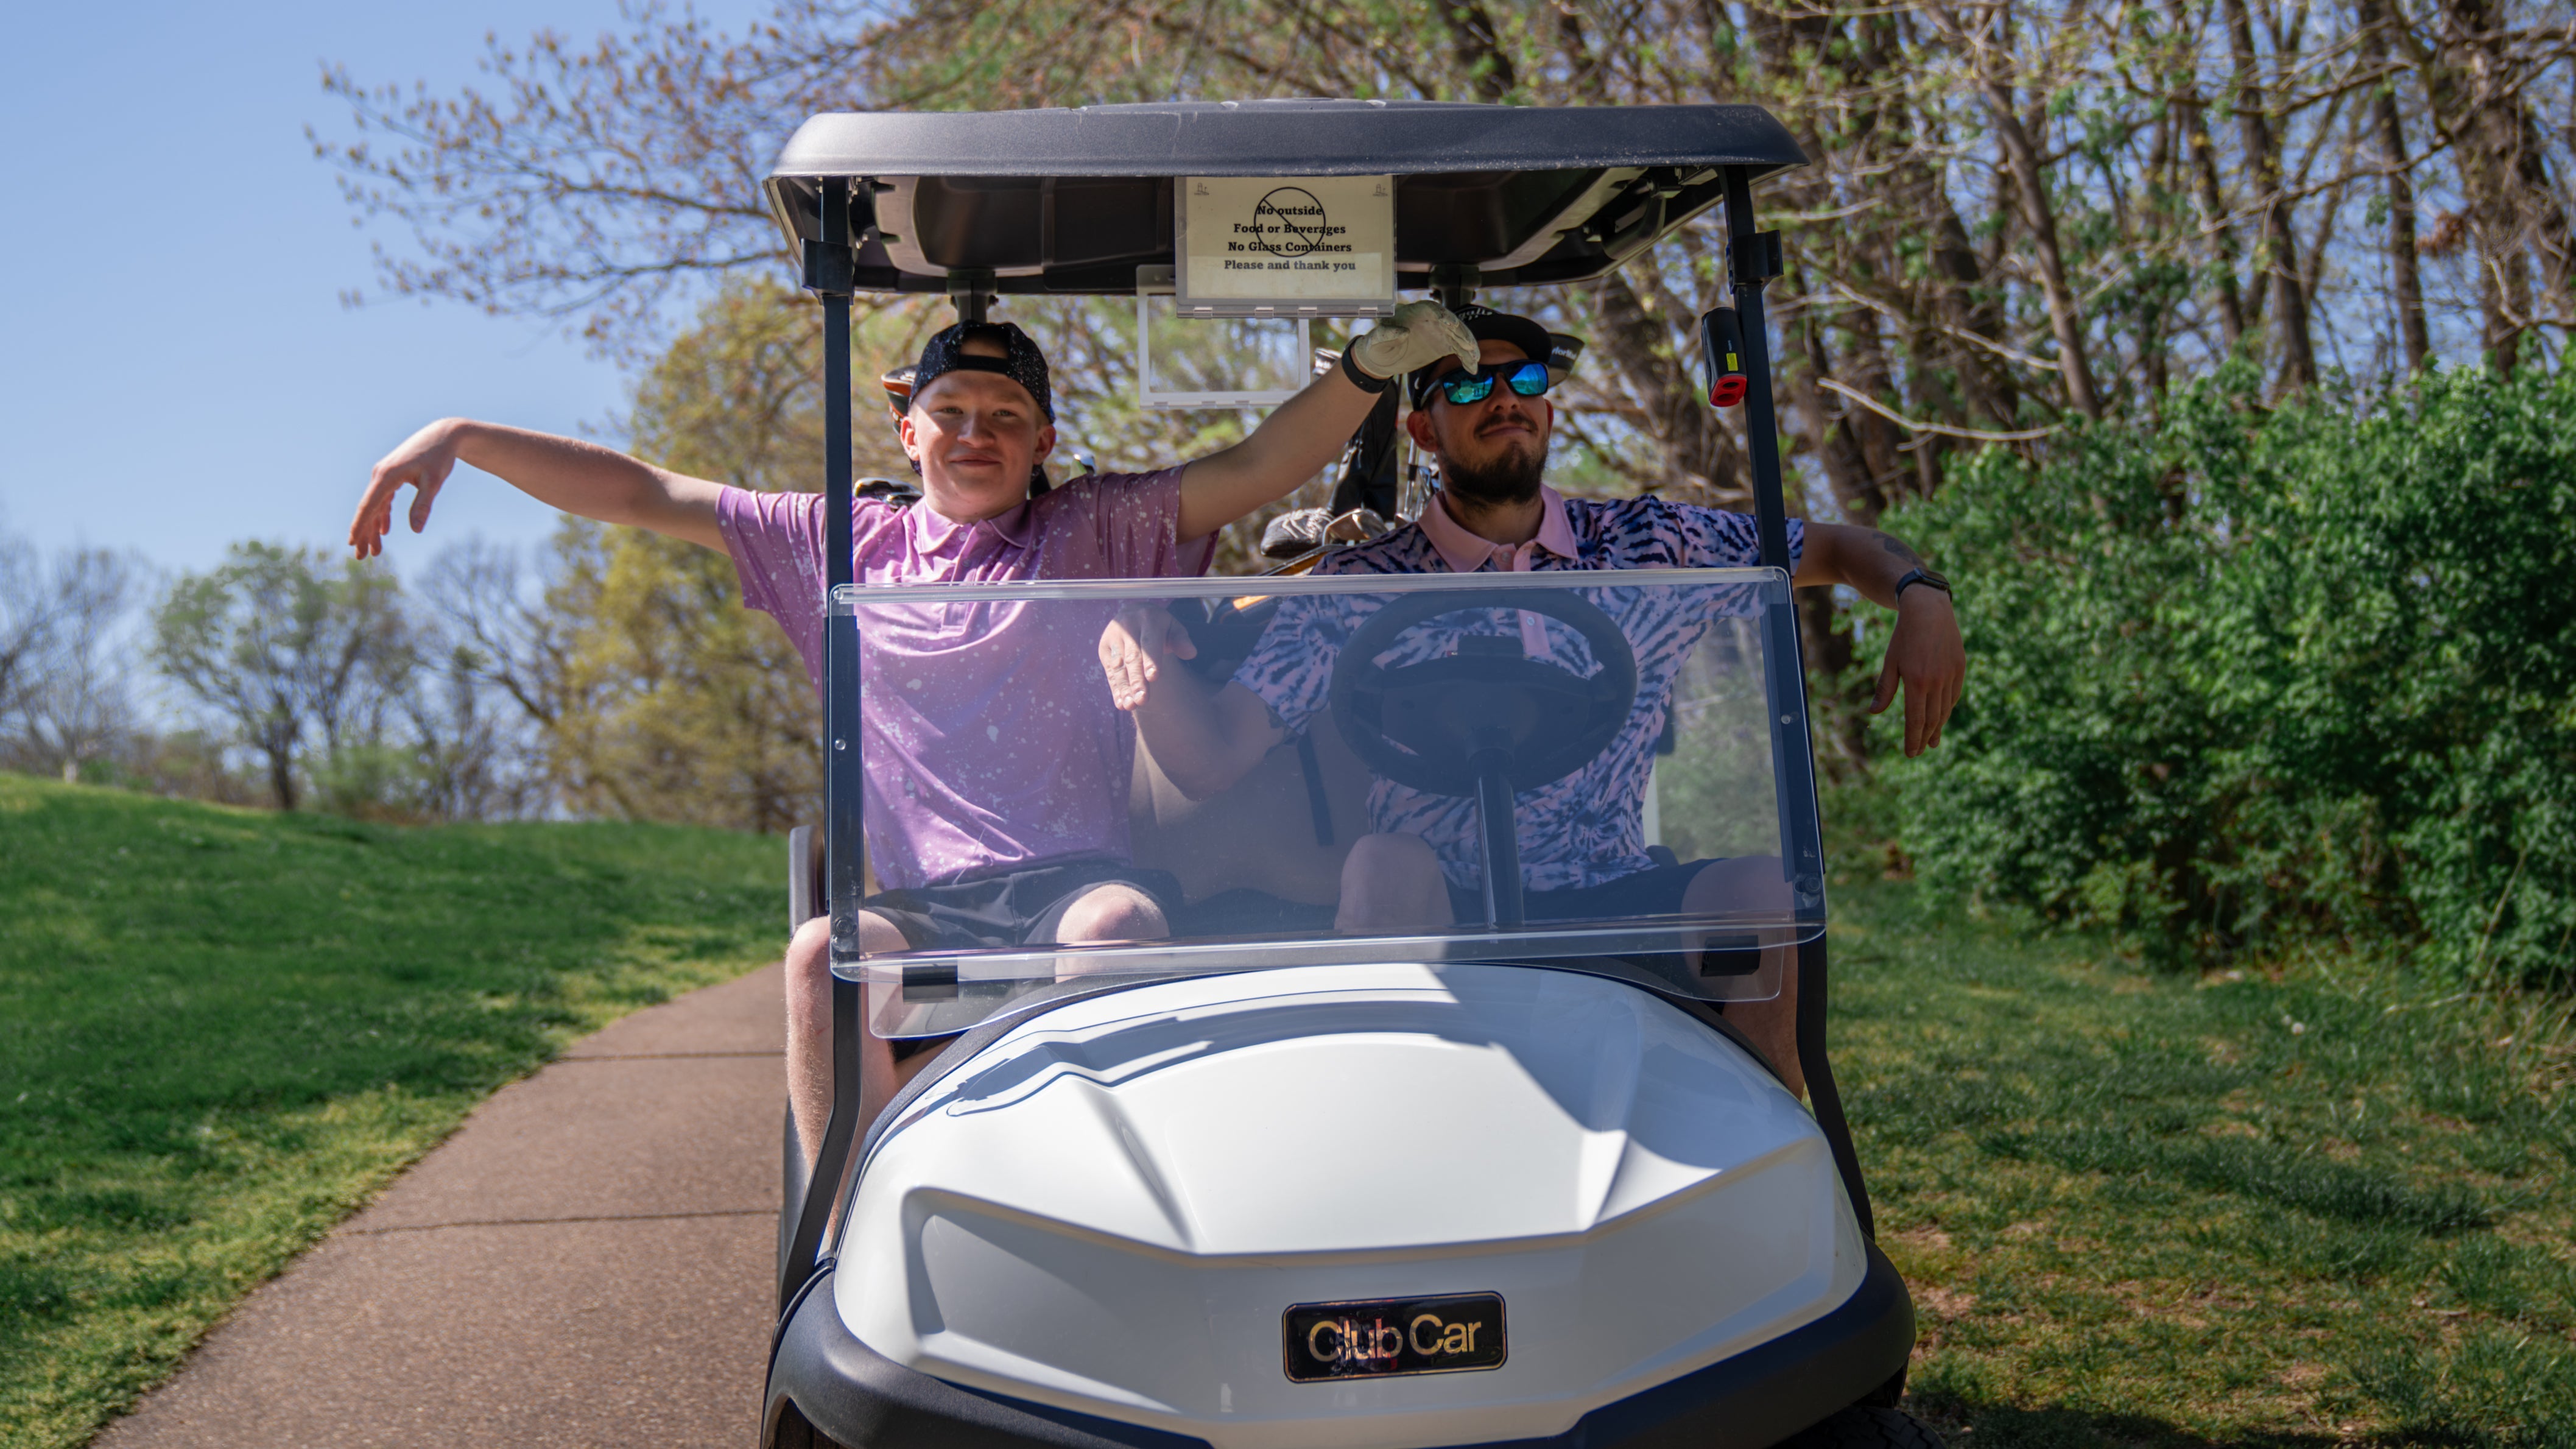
[1722,169,1876,1246]
[780,180,870,1308]
[772,105,1873,1314]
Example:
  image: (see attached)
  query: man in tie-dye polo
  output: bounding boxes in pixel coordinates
[1098,306,1966,1095]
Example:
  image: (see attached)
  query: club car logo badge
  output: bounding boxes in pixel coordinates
[1282,1293,1506,1382]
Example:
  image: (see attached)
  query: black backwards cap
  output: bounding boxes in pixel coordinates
[1405,305,1582,408]
[910,321,1054,421]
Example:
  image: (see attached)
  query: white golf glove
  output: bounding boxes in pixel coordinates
[1344,300,1479,381]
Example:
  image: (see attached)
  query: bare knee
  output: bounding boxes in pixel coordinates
[788,917,833,986]
[1337,833,1451,931]
[1050,884,1166,943]
[1680,855,1792,916]
[789,914,909,1037]
[792,912,909,971]
[1344,831,1441,880]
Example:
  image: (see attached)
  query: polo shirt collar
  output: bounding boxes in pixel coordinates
[1416,484,1579,573]
[908,493,1037,554]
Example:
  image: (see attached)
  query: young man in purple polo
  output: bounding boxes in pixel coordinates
[1099,306,1968,1097]
[348,303,1479,1160]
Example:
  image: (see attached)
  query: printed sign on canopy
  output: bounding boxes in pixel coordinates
[1177,175,1397,317]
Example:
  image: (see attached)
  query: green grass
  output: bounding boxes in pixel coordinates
[0,775,784,1449]
[1834,875,2575,1447]
[9,769,2572,1448]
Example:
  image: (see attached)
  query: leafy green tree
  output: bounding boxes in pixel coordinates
[150,544,414,811]
[1874,364,2576,985]
[540,519,819,833]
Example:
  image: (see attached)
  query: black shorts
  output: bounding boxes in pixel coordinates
[866,859,1182,1062]
[865,858,1184,952]
[1446,858,1717,925]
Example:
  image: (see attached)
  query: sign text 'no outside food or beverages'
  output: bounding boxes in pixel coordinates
[1179,175,1396,314]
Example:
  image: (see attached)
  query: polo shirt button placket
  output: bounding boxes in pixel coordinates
[1510,545,1552,662]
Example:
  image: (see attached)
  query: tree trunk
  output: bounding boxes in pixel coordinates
[266,739,297,812]
[2360,0,2431,372]
[2163,0,2248,351]
[1439,1,1517,101]
[2508,107,2576,317]
[2222,0,2317,390]
[2398,0,2568,370]
[1796,303,1888,526]
[1798,585,1868,774]
[1588,272,1754,499]
[1978,80,2104,420]
[2497,245,2533,371]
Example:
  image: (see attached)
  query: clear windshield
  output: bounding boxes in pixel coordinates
[827,567,1825,1037]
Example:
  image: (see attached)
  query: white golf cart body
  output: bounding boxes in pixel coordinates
[761,102,1918,1449]
[839,964,1862,1449]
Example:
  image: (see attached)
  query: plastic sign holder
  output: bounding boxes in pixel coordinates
[1135,266,1312,410]
[1177,175,1397,319]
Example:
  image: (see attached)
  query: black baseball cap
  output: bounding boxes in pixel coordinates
[910,322,1054,421]
[1407,305,1582,406]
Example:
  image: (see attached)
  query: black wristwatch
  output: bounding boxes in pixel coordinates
[1893,566,1952,602]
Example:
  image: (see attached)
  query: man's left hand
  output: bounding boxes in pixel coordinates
[1870,591,1965,756]
[1100,604,1197,711]
[1345,300,1479,381]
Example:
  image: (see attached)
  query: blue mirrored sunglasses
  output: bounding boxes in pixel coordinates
[1432,359,1552,406]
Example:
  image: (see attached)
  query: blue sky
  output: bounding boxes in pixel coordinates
[0,0,766,580]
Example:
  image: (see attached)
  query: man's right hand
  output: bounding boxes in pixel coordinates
[1100,604,1197,711]
[349,418,466,559]
[343,420,730,557]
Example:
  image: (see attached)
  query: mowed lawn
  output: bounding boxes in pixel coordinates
[5,772,2571,1448]
[1834,881,2576,1447]
[0,775,784,1449]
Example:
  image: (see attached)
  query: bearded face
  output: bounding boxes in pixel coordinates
[1439,426,1547,507]
[1410,342,1555,511]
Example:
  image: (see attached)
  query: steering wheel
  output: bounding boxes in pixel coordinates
[1328,587,1639,799]
[1327,588,1638,929]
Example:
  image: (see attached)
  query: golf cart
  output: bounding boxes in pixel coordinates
[763,101,1935,1449]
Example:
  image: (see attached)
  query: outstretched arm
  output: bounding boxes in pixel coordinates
[348,418,729,559]
[1172,301,1477,543]
[1795,522,1967,756]
[1100,605,1286,800]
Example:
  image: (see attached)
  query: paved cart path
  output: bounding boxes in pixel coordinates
[95,963,788,1449]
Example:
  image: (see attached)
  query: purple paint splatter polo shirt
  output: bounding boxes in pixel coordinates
[719,471,1211,890]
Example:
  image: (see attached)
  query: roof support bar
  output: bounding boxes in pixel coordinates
[1429,263,1480,310]
[1721,166,1875,1243]
[783,178,867,1310]
[948,269,996,323]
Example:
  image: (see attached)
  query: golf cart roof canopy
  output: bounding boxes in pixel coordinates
[763,100,1806,296]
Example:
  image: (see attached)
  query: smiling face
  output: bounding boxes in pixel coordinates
[898,337,1057,521]
[1405,339,1555,506]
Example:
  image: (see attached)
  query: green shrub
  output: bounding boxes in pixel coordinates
[1869,364,2576,984]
